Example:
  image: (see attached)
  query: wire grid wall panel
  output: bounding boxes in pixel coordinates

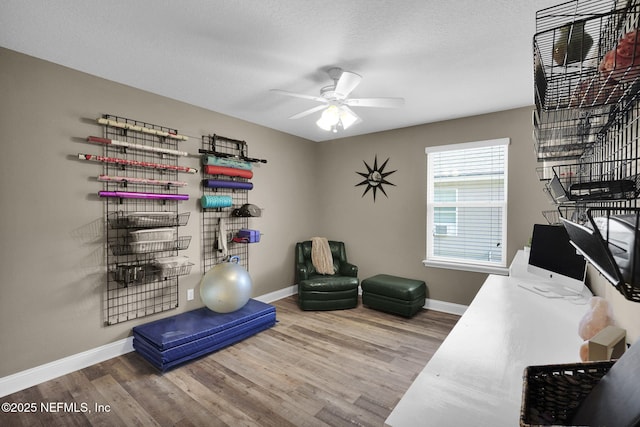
[102,114,190,325]
[201,135,249,273]
[534,0,640,189]
[533,0,640,301]
[585,96,640,211]
[582,96,640,302]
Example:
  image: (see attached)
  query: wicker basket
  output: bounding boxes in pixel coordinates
[520,360,615,426]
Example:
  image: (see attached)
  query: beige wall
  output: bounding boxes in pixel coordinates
[316,107,550,304]
[0,48,320,376]
[4,46,635,380]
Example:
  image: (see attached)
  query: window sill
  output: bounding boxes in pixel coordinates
[422,259,509,276]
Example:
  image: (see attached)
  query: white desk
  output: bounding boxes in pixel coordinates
[385,251,590,427]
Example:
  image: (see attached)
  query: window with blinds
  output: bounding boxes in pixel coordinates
[425,138,509,274]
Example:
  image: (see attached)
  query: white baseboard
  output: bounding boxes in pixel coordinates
[0,288,299,398]
[0,286,464,397]
[254,285,296,303]
[424,298,468,316]
[0,337,134,398]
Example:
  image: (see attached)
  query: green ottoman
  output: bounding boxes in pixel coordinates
[361,274,426,317]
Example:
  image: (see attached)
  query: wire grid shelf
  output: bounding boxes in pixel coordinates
[533,108,608,160]
[108,211,190,229]
[550,159,640,201]
[543,205,589,224]
[108,236,192,256]
[201,134,250,273]
[109,262,194,287]
[105,277,179,325]
[102,114,189,325]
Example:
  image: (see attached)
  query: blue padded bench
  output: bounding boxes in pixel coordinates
[361,274,426,317]
[132,299,276,371]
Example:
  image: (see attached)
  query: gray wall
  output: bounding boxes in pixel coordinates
[0,47,550,377]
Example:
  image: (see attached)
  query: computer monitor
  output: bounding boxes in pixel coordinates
[527,223,587,292]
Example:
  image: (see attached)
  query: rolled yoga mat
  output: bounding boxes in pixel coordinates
[202,179,253,190]
[203,165,253,179]
[97,118,188,141]
[87,136,188,157]
[79,153,197,174]
[201,195,233,209]
[202,156,252,170]
[99,191,189,201]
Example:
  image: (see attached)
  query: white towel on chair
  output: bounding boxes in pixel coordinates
[311,237,334,275]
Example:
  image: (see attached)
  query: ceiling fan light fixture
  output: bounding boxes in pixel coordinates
[273,67,403,133]
[339,107,358,130]
[316,104,360,132]
[316,116,333,131]
[316,105,340,131]
[322,105,340,124]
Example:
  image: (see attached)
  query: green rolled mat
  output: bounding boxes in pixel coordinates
[202,156,252,170]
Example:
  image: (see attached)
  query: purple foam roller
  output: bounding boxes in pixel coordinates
[202,179,253,190]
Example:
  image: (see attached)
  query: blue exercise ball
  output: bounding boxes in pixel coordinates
[199,256,252,313]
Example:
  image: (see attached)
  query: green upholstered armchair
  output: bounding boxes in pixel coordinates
[295,240,359,310]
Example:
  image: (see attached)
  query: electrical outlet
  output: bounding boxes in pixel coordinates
[187,288,194,301]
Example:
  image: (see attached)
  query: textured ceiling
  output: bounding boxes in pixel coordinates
[0,0,561,141]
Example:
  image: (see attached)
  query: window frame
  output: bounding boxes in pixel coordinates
[423,138,510,275]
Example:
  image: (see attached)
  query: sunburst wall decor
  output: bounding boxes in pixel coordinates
[355,155,397,202]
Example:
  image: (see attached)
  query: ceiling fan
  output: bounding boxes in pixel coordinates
[271,67,405,132]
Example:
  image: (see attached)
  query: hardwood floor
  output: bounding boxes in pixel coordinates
[1,296,459,427]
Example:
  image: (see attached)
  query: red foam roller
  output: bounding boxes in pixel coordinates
[204,165,253,179]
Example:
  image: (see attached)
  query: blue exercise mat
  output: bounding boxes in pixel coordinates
[133,299,275,350]
[134,318,276,371]
[132,299,276,371]
[133,312,276,365]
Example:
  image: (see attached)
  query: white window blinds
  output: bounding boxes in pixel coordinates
[425,138,509,273]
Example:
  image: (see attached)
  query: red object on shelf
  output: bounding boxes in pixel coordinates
[599,29,640,83]
[203,164,253,179]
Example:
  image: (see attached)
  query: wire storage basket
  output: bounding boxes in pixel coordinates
[534,0,640,110]
[520,360,614,426]
[533,108,608,161]
[548,159,640,202]
[108,211,190,228]
[533,0,640,160]
[542,205,588,225]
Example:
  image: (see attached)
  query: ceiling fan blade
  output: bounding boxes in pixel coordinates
[270,89,327,104]
[344,97,405,108]
[341,105,361,119]
[334,71,362,99]
[288,104,328,120]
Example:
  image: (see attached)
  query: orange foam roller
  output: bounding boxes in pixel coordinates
[204,165,253,179]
